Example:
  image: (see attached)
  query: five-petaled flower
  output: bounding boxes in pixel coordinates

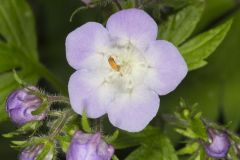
[66,8,187,132]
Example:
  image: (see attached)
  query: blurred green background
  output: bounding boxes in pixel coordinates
[0,0,240,159]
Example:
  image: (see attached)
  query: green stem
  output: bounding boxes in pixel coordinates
[33,62,67,95]
[49,109,75,140]
[47,95,70,104]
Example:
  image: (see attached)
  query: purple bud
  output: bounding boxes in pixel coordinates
[204,128,231,158]
[6,87,46,126]
[19,144,53,160]
[67,131,114,160]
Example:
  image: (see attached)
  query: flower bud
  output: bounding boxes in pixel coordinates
[6,87,46,125]
[67,131,114,160]
[204,128,230,158]
[19,144,53,160]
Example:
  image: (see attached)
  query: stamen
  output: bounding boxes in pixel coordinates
[108,56,120,72]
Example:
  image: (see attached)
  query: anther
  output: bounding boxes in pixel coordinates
[108,56,120,72]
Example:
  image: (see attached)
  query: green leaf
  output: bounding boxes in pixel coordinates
[11,140,27,146]
[187,147,206,160]
[180,19,232,70]
[0,0,37,60]
[112,155,119,160]
[112,126,161,149]
[125,133,178,160]
[2,121,41,138]
[190,113,208,140]
[161,11,240,141]
[175,128,197,139]
[31,101,49,115]
[105,130,119,144]
[158,1,205,46]
[194,0,236,32]
[57,135,71,153]
[177,142,199,155]
[229,146,238,160]
[36,143,53,160]
[0,0,39,122]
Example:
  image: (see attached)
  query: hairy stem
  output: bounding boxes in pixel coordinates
[47,95,70,104]
[49,109,74,140]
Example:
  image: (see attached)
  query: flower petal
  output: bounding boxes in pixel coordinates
[68,70,116,118]
[144,40,188,95]
[107,87,159,132]
[66,22,110,70]
[106,8,158,50]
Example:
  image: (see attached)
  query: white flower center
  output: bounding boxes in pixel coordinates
[104,43,149,93]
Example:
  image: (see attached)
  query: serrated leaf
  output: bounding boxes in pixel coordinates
[180,19,232,70]
[125,133,178,160]
[158,1,205,46]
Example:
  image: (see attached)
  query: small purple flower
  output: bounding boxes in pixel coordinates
[66,131,114,160]
[6,87,46,126]
[19,144,53,160]
[66,8,187,132]
[204,128,231,158]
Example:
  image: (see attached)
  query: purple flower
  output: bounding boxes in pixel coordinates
[19,144,53,160]
[204,128,231,158]
[66,8,187,132]
[66,131,114,160]
[6,87,46,126]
